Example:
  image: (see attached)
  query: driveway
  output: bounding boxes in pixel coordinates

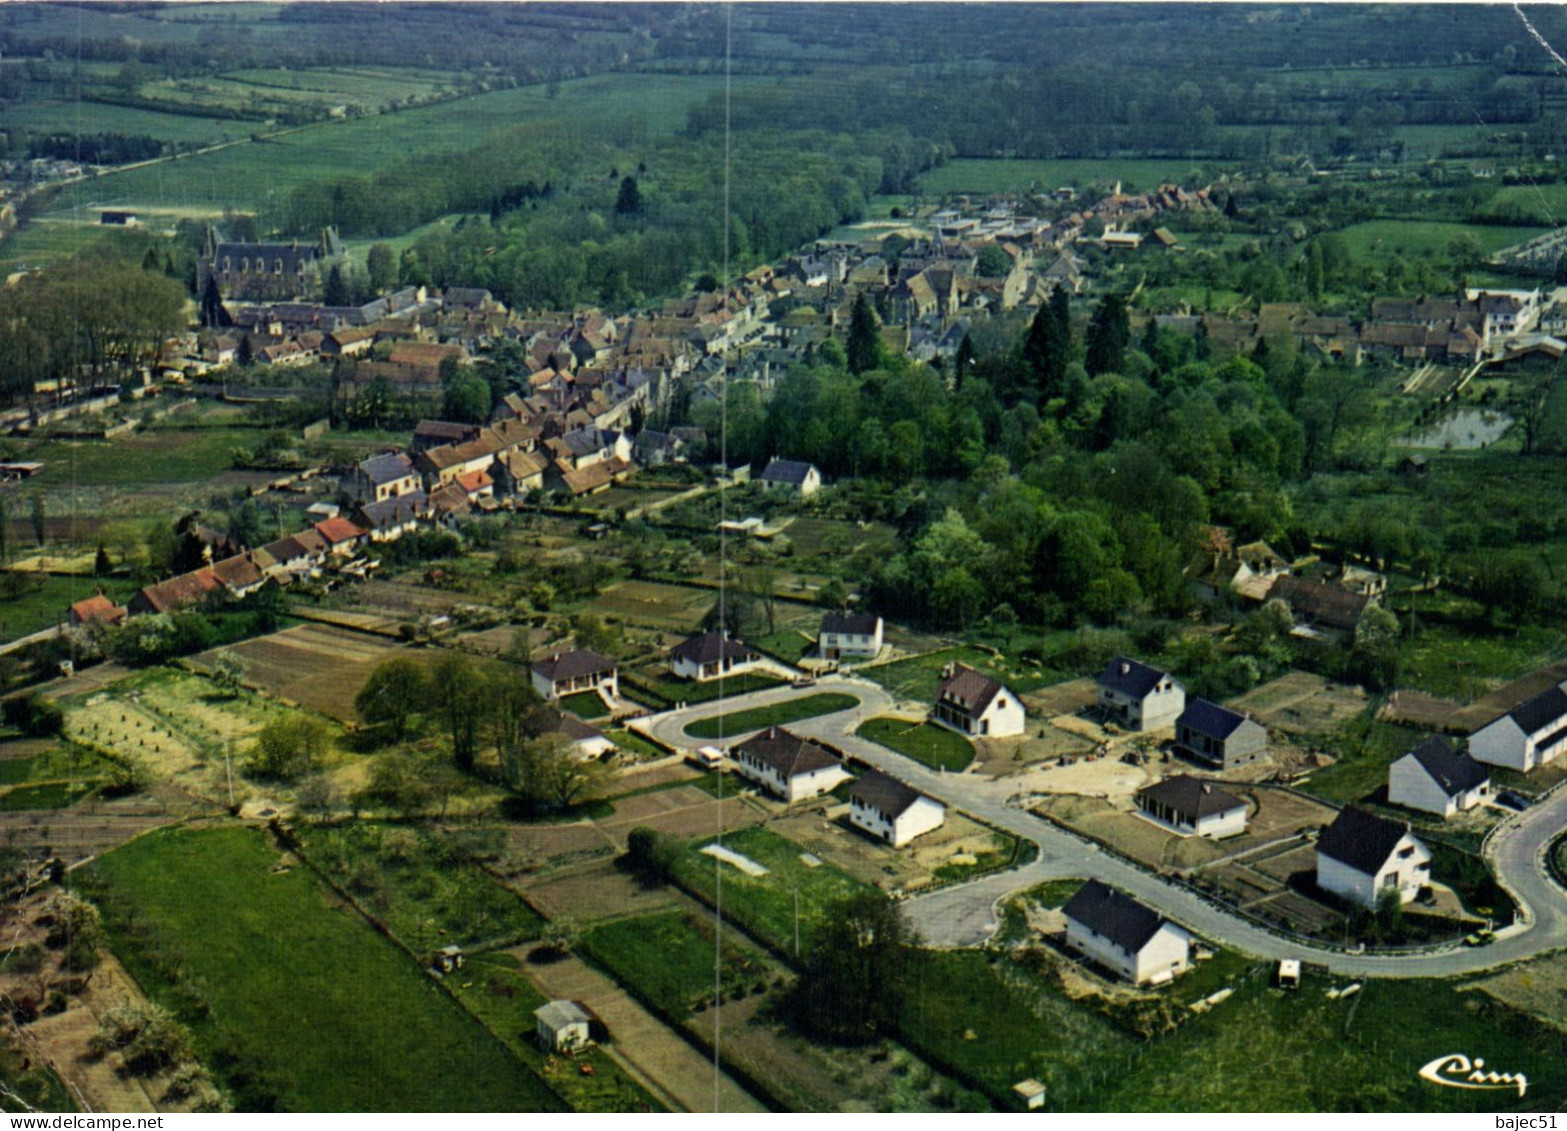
[641,679,1567,978]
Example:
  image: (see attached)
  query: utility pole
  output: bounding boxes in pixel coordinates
[793,888,801,958]
[224,739,235,811]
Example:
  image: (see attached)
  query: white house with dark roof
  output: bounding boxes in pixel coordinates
[352,492,428,543]
[1134,775,1249,838]
[1468,681,1567,772]
[731,726,850,802]
[343,452,420,505]
[531,650,619,702]
[538,708,615,760]
[669,631,763,682]
[1388,736,1490,818]
[1174,699,1267,768]
[1061,880,1191,985]
[1096,657,1185,732]
[819,612,883,660]
[756,458,822,497]
[1315,807,1431,909]
[849,770,946,846]
[931,663,1024,738]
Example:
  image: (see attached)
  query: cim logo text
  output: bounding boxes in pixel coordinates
[1419,1054,1528,1098]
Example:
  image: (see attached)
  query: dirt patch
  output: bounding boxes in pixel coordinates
[1470,951,1567,1031]
[766,808,1005,894]
[520,860,682,924]
[1379,689,1468,732]
[1444,659,1567,733]
[1025,678,1100,717]
[596,794,769,844]
[1034,797,1224,872]
[202,624,414,720]
[1225,671,1368,736]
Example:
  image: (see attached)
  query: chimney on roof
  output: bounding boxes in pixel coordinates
[1120,661,1130,675]
[1202,784,1211,794]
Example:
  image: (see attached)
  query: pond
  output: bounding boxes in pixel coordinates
[1405,406,1514,450]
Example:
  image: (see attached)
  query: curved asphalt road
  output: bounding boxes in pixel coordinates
[639,677,1567,977]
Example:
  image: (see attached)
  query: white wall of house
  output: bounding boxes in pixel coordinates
[1065,918,1191,984]
[1316,834,1431,908]
[531,668,618,702]
[851,795,946,847]
[1099,682,1185,731]
[821,622,883,659]
[672,653,761,682]
[1193,806,1249,838]
[734,757,848,802]
[976,691,1026,737]
[1388,755,1488,817]
[1470,711,1567,773]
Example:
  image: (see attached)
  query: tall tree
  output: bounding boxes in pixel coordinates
[428,651,481,772]
[791,892,913,1044]
[1023,301,1068,400]
[614,175,642,217]
[366,243,397,295]
[199,273,226,329]
[322,264,350,307]
[847,292,883,375]
[1085,292,1130,376]
[354,658,429,741]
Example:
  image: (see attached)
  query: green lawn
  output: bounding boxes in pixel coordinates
[1333,219,1543,262]
[682,693,858,740]
[298,822,544,954]
[856,717,973,772]
[0,574,134,644]
[670,826,876,957]
[621,669,785,709]
[453,953,662,1113]
[750,629,815,664]
[559,691,610,720]
[580,910,774,1022]
[0,780,99,811]
[76,825,562,1112]
[1084,974,1567,1112]
[11,428,274,488]
[1297,714,1425,805]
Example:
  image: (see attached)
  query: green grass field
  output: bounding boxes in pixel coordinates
[1296,714,1424,805]
[860,646,1058,703]
[580,910,774,1021]
[622,669,784,709]
[452,953,661,1112]
[670,826,876,957]
[682,692,858,740]
[559,691,610,720]
[0,573,132,644]
[5,99,251,148]
[856,717,974,772]
[0,780,99,810]
[1333,219,1543,262]
[299,822,544,953]
[76,825,562,1112]
[9,427,273,488]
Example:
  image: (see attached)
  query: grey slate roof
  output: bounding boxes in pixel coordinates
[1404,737,1490,797]
[1062,880,1166,953]
[735,726,841,778]
[534,1000,592,1030]
[671,632,758,666]
[759,458,817,485]
[1098,656,1170,699]
[1176,698,1248,741]
[849,769,928,820]
[358,452,416,485]
[937,664,1005,715]
[821,611,881,636]
[1316,807,1412,876]
[533,649,616,684]
[1136,775,1246,821]
[1501,685,1567,737]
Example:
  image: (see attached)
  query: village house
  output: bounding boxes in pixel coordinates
[1315,807,1431,909]
[848,769,946,846]
[1096,656,1185,732]
[670,632,763,682]
[209,552,271,597]
[818,611,883,661]
[1134,775,1249,838]
[1173,698,1268,769]
[68,593,127,628]
[353,492,428,543]
[1388,736,1490,818]
[1268,576,1374,636]
[129,568,223,616]
[531,650,618,702]
[756,458,822,498]
[731,727,850,802]
[342,453,421,505]
[931,663,1025,738]
[313,516,366,557]
[1061,879,1192,985]
[1468,681,1567,772]
[538,708,616,760]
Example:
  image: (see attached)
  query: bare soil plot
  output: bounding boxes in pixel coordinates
[766,808,1000,893]
[510,950,766,1114]
[1249,843,1319,885]
[1025,677,1101,717]
[1034,796,1225,872]
[495,822,618,877]
[357,577,469,617]
[596,791,769,844]
[1024,751,1155,800]
[1444,658,1567,733]
[1241,787,1339,841]
[201,623,411,720]
[1379,689,1468,731]
[1471,952,1567,1032]
[520,859,683,924]
[1225,671,1368,735]
[587,580,720,632]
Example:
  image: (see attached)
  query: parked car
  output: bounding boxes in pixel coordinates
[1464,928,1496,947]
[1496,789,1531,812]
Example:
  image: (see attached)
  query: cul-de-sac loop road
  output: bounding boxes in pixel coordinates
[638,676,1567,978]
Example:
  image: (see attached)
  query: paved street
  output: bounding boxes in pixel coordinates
[640,677,1567,978]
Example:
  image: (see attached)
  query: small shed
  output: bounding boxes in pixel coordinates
[1014,1078,1047,1110]
[534,999,596,1053]
[433,945,464,974]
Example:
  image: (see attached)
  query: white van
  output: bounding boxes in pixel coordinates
[687,746,725,770]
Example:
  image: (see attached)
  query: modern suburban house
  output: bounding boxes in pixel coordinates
[931,663,1025,738]
[1468,681,1567,772]
[533,1000,597,1053]
[848,770,946,847]
[1096,656,1185,732]
[1388,736,1491,818]
[756,457,823,497]
[530,649,619,702]
[1061,879,1192,985]
[1315,807,1431,908]
[819,611,884,660]
[730,727,850,802]
[1173,698,1267,768]
[1134,775,1249,838]
[669,631,764,682]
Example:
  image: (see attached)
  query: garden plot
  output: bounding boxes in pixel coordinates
[1224,671,1368,735]
[587,580,718,632]
[199,623,412,720]
[1034,796,1225,872]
